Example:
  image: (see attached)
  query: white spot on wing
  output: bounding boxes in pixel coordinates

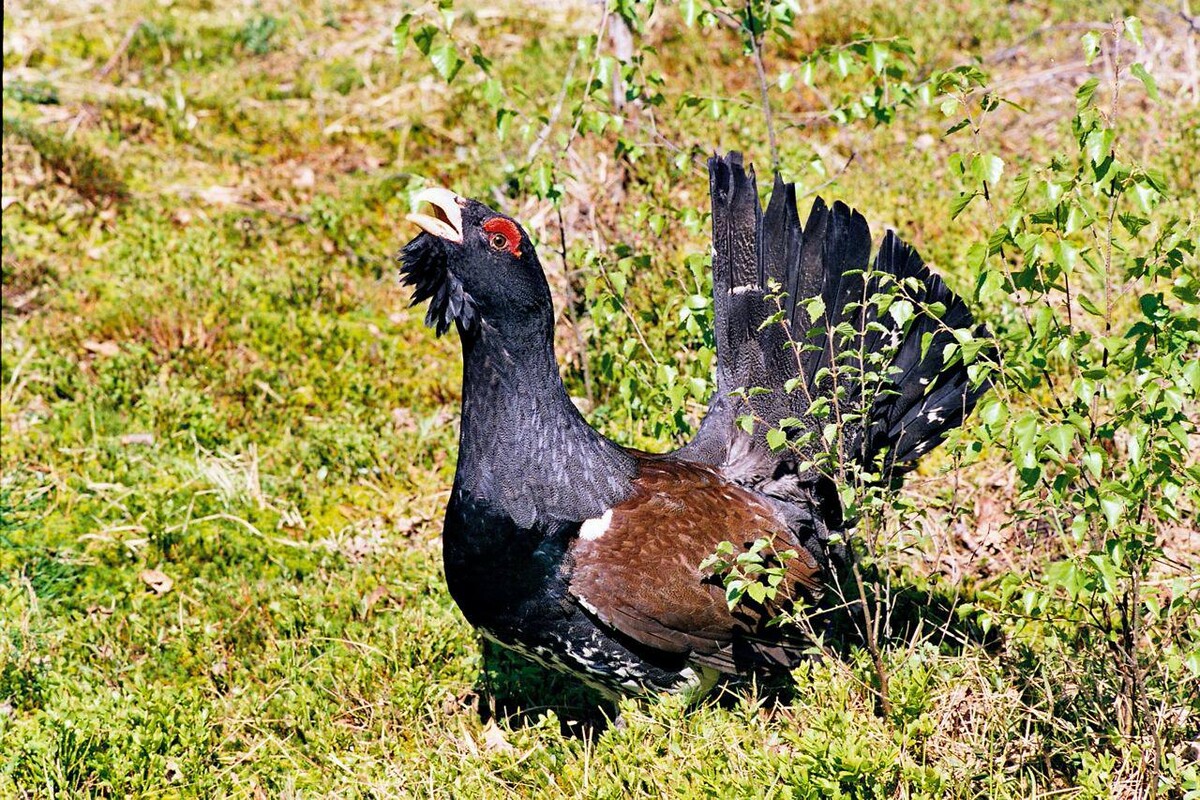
[579,509,613,541]
[577,595,600,616]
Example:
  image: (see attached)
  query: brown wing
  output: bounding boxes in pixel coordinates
[567,458,824,674]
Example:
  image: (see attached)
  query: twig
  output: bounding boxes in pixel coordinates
[96,18,144,81]
[596,263,660,367]
[561,5,612,159]
[614,111,708,175]
[711,5,779,168]
[745,5,780,170]
[525,47,581,166]
[166,512,315,550]
[984,21,1109,64]
[2,346,36,407]
[554,186,594,405]
[849,547,892,718]
[1178,1,1200,34]
[233,200,310,225]
[797,151,857,199]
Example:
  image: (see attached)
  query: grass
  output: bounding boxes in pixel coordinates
[2,0,1198,797]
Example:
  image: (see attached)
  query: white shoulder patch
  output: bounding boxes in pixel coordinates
[578,509,613,541]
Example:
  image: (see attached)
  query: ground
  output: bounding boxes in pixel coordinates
[2,1,1198,797]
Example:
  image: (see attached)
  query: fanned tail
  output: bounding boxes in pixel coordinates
[679,152,991,491]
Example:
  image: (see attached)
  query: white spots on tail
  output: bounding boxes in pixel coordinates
[579,509,613,541]
[925,407,945,424]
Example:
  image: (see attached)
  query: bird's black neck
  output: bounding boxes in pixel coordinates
[452,317,635,530]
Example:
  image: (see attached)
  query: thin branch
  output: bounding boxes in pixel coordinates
[524,48,581,166]
[745,6,780,170]
[711,5,780,168]
[96,18,144,81]
[554,187,595,406]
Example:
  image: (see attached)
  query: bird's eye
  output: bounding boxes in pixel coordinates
[481,217,522,257]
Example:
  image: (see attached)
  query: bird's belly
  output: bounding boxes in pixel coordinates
[477,622,686,697]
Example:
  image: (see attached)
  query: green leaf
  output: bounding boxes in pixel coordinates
[972,153,1004,185]
[803,295,825,323]
[533,161,553,198]
[888,299,914,328]
[430,42,463,82]
[1076,76,1099,109]
[392,14,412,57]
[481,78,503,108]
[413,24,437,56]
[1183,359,1200,394]
[1132,180,1159,213]
[1123,16,1143,46]
[1130,62,1160,102]
[867,42,888,74]
[1100,495,1125,529]
[950,191,976,220]
[1055,239,1079,273]
[1117,213,1150,236]
[1063,204,1085,235]
[746,582,768,604]
[822,423,839,445]
[737,415,756,434]
[979,397,1007,426]
[966,242,987,269]
[470,46,492,73]
[1090,554,1119,597]
[1081,31,1101,66]
[680,0,699,26]
[800,60,815,86]
[833,50,851,78]
[976,267,1004,302]
[766,428,788,452]
[726,582,746,609]
[495,107,516,140]
[1045,425,1074,459]
[1085,129,1114,166]
[1077,294,1103,316]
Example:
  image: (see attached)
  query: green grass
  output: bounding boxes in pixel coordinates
[3,1,1198,797]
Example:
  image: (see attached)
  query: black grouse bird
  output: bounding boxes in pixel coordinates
[401,153,989,698]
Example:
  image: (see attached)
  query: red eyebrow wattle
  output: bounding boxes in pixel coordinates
[482,218,522,257]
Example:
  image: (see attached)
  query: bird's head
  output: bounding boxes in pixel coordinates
[400,188,549,337]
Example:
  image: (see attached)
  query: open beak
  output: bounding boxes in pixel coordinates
[406,188,464,244]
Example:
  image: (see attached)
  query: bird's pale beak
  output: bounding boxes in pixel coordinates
[406,188,464,244]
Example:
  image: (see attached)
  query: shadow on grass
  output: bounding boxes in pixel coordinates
[476,639,619,740]
[816,565,1004,655]
[475,569,1001,737]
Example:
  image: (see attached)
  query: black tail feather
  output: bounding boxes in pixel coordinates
[708,152,763,396]
[680,152,991,486]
